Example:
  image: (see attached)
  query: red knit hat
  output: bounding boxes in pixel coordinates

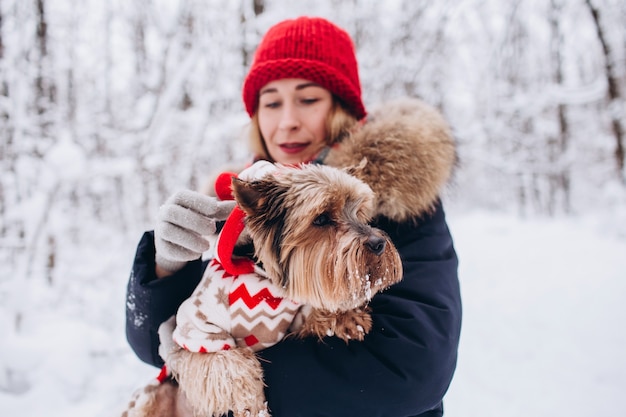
[242,17,366,120]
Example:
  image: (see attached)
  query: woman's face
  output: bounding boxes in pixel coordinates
[257,78,333,164]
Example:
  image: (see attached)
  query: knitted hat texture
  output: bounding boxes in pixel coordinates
[242,17,366,120]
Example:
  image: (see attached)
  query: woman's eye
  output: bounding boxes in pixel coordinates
[313,213,332,227]
[301,98,319,105]
[263,101,280,109]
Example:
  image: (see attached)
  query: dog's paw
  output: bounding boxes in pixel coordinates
[232,401,270,417]
[332,308,373,342]
[298,307,372,343]
[121,378,192,417]
[231,397,270,417]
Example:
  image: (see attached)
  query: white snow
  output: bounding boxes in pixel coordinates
[1,209,625,417]
[444,211,626,417]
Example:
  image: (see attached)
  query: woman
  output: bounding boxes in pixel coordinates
[126,16,461,417]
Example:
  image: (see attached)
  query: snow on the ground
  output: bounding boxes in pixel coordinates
[444,211,626,417]
[1,210,625,416]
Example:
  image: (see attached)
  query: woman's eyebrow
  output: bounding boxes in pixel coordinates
[296,82,321,90]
[260,82,322,96]
[259,87,277,96]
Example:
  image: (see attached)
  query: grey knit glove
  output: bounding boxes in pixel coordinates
[157,315,177,363]
[154,190,236,273]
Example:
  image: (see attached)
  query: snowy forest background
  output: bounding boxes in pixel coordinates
[1,0,625,416]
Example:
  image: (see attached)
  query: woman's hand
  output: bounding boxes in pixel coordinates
[154,190,236,277]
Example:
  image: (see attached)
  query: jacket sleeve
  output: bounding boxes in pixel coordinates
[125,231,206,367]
[257,202,462,417]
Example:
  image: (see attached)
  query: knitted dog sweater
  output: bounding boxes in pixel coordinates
[173,162,300,353]
[173,258,300,353]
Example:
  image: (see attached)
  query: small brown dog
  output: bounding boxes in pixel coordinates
[121,98,456,417]
[123,164,403,417]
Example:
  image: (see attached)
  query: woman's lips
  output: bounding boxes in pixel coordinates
[279,142,309,154]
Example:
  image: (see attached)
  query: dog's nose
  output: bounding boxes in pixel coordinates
[366,235,386,256]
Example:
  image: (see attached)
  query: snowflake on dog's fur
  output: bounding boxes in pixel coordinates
[363,273,372,300]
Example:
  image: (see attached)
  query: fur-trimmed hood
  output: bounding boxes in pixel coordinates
[324,97,456,223]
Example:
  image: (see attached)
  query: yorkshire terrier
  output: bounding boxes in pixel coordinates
[122,97,457,417]
[123,164,403,417]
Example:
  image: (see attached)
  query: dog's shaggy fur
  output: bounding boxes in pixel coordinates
[168,347,266,417]
[121,98,456,417]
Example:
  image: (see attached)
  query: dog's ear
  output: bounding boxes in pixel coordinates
[231,177,263,215]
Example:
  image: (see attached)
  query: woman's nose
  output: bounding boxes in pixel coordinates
[278,103,300,131]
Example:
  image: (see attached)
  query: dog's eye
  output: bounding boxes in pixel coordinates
[313,213,332,227]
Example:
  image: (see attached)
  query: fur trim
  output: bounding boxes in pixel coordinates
[325,97,456,222]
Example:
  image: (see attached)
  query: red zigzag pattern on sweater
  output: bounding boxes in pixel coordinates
[229,283,284,310]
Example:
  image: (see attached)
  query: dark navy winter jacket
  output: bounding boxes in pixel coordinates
[125,201,462,417]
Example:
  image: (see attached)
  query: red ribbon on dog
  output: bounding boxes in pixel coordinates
[214,172,255,276]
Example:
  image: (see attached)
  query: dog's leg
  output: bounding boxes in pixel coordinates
[168,347,269,417]
[297,307,373,343]
[122,379,193,417]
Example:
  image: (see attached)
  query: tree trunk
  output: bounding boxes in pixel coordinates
[240,0,265,70]
[35,0,55,113]
[0,2,4,61]
[585,0,625,183]
[549,0,571,213]
[253,0,264,16]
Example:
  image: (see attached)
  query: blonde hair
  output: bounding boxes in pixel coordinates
[248,100,358,162]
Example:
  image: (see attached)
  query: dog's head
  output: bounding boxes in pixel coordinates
[231,164,402,312]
